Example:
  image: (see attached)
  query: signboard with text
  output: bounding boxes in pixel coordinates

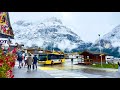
[0,12,14,39]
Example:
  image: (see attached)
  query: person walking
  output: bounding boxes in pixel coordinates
[24,53,28,67]
[71,58,73,64]
[26,53,33,72]
[118,62,120,73]
[17,49,23,68]
[71,55,74,65]
[33,54,38,70]
[21,52,25,67]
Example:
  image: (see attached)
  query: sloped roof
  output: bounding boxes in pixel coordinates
[80,50,108,55]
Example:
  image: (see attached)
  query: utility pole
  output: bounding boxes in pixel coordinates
[98,34,102,67]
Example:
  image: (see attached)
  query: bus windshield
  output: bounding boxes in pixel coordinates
[48,54,64,60]
[38,54,48,61]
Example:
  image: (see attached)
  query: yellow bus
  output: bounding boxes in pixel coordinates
[38,53,65,65]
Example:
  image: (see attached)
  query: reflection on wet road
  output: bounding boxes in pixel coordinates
[38,59,120,78]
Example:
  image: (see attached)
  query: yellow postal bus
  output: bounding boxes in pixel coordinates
[38,53,65,65]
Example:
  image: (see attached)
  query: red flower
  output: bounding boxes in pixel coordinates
[11,56,16,61]
[10,75,14,78]
[6,70,10,78]
[2,52,4,55]
[7,47,10,51]
[0,63,3,67]
[10,62,15,67]
[0,48,16,78]
[0,59,3,63]
[6,70,13,78]
[12,48,17,54]
[7,62,11,67]
[5,57,9,61]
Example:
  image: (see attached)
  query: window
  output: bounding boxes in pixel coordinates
[87,56,89,59]
[48,54,64,60]
[38,54,47,61]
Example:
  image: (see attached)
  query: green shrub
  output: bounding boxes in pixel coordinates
[92,63,118,69]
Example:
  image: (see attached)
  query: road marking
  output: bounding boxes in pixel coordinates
[39,67,88,78]
[39,67,57,70]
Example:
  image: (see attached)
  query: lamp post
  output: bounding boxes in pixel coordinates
[3,43,9,54]
[98,34,102,67]
[4,43,9,50]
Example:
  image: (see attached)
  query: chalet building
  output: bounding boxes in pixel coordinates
[79,50,107,65]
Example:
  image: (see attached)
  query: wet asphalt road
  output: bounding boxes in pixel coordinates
[38,59,120,78]
[13,59,120,78]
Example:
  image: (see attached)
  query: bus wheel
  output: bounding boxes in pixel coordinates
[51,61,54,65]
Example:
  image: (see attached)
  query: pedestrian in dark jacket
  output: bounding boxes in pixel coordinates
[118,62,120,66]
[17,50,23,68]
[71,58,73,64]
[118,62,120,72]
[33,54,38,70]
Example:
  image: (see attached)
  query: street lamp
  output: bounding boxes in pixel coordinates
[98,34,102,67]
[2,43,9,54]
[4,43,9,50]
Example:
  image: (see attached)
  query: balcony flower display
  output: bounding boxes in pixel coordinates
[0,48,17,78]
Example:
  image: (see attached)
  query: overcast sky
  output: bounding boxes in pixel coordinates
[9,12,120,43]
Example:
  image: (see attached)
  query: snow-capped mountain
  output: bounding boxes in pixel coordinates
[92,25,120,49]
[102,25,120,47]
[88,24,120,58]
[12,17,84,51]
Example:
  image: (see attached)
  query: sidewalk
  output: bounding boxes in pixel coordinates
[13,61,54,78]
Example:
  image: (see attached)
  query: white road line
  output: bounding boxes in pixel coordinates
[42,69,88,78]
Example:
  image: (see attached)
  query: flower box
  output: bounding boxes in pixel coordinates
[0,49,16,78]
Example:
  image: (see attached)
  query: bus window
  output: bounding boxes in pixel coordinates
[48,54,56,60]
[60,55,64,59]
[38,54,47,61]
[48,54,64,60]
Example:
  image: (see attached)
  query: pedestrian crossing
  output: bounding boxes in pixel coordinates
[38,67,88,78]
[38,67,115,78]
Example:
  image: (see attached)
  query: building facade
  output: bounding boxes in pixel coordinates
[79,50,107,64]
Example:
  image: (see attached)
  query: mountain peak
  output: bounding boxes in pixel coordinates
[43,17,62,24]
[12,17,84,51]
[103,24,120,41]
[93,24,120,48]
[13,20,33,26]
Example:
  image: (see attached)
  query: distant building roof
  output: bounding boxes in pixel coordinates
[80,50,107,55]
